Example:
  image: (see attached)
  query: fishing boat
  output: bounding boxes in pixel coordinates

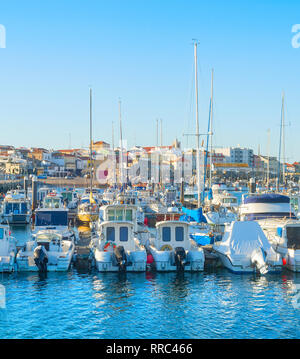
[147,221,205,271]
[1,190,31,224]
[213,221,283,274]
[91,204,147,272]
[16,231,74,272]
[0,225,16,272]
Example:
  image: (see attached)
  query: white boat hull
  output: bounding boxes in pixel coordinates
[94,249,147,272]
[149,248,204,272]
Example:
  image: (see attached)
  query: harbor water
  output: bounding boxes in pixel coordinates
[0,191,300,339]
[0,225,300,339]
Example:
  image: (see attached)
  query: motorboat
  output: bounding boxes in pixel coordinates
[91,204,147,272]
[77,195,99,224]
[16,231,75,272]
[213,221,283,274]
[42,191,64,209]
[239,193,296,221]
[60,189,79,210]
[33,205,77,243]
[148,221,205,272]
[1,190,31,224]
[0,225,16,272]
[257,219,300,272]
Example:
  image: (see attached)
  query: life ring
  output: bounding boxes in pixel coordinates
[104,241,116,252]
[160,244,173,251]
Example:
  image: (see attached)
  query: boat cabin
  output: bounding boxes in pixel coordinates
[98,221,137,251]
[155,221,190,251]
[101,204,137,223]
[43,192,64,209]
[35,208,69,229]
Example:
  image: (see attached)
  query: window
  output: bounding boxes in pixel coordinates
[107,210,115,221]
[35,211,68,226]
[125,210,132,221]
[13,203,20,214]
[162,227,171,242]
[116,209,123,221]
[0,228,3,239]
[175,227,184,241]
[286,226,300,249]
[120,227,128,242]
[21,203,27,214]
[106,227,115,242]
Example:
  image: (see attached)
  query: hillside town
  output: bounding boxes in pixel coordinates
[0,140,299,184]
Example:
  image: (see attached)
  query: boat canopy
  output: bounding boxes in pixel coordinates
[35,210,68,226]
[181,207,207,223]
[244,194,290,204]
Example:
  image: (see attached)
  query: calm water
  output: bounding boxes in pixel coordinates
[0,225,300,339]
[1,191,300,339]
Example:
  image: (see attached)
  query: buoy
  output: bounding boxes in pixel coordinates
[147,254,154,264]
[282,258,287,266]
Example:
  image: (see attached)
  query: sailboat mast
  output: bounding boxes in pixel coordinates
[89,88,93,192]
[194,41,201,208]
[119,99,124,188]
[277,92,284,191]
[209,68,214,188]
[267,129,270,190]
[282,92,286,186]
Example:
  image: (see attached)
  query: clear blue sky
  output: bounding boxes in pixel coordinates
[0,0,299,161]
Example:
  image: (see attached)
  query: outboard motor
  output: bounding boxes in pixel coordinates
[33,245,48,272]
[113,246,127,271]
[251,248,268,275]
[174,247,187,271]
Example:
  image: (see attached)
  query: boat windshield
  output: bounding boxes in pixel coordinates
[222,198,237,204]
[286,226,300,249]
[35,211,68,226]
[62,192,73,202]
[44,198,61,208]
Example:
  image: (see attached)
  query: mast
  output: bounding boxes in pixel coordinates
[89,88,93,192]
[119,99,124,188]
[277,92,284,191]
[194,41,201,208]
[112,121,116,186]
[209,68,214,188]
[267,129,270,190]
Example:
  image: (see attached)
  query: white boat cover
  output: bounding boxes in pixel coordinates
[214,221,278,261]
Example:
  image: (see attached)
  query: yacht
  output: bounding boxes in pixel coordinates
[213,221,283,274]
[33,197,77,243]
[147,221,205,271]
[91,204,147,272]
[0,225,16,272]
[1,190,31,224]
[16,231,74,272]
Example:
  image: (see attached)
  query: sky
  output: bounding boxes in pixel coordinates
[0,0,300,161]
